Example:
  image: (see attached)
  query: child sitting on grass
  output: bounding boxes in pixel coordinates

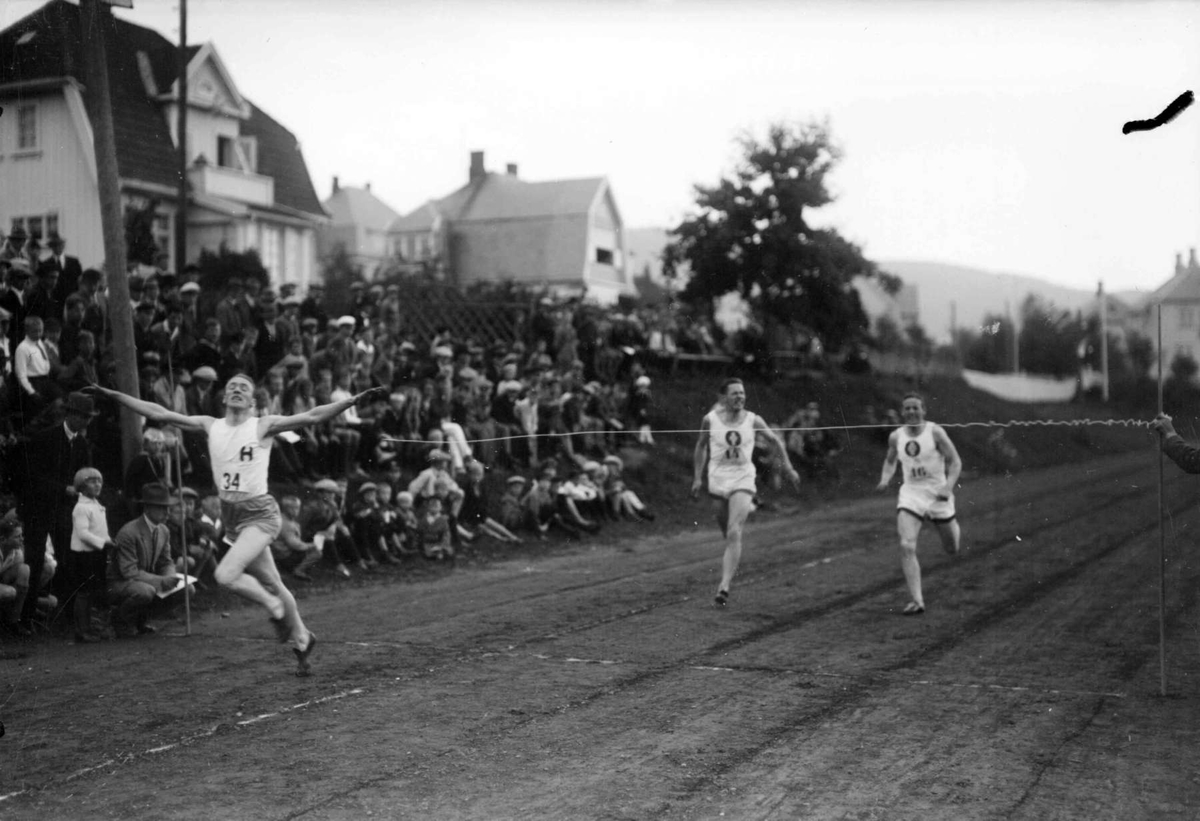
[416,496,454,561]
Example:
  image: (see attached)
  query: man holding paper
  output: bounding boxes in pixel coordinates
[108,482,184,638]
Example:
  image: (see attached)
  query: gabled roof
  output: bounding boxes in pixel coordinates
[324,186,401,232]
[453,173,607,222]
[1146,268,1200,304]
[0,0,323,219]
[389,201,441,233]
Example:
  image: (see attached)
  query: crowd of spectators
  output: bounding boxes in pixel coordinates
[0,233,670,639]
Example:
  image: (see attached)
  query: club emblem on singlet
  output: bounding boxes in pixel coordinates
[239,444,254,462]
[723,429,743,460]
[905,440,921,458]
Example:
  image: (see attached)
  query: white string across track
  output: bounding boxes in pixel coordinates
[379,417,1154,447]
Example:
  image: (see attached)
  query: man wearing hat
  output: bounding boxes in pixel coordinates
[89,372,388,675]
[107,482,181,637]
[0,259,34,355]
[216,278,245,343]
[14,391,98,631]
[42,233,83,306]
[299,281,328,330]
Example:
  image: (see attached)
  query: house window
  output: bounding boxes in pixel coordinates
[260,224,282,276]
[17,104,37,150]
[217,135,239,169]
[595,247,614,265]
[1181,307,1195,329]
[10,212,57,240]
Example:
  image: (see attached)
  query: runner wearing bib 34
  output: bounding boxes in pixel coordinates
[89,374,386,676]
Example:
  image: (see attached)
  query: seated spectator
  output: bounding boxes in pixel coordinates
[393,491,420,556]
[628,375,654,445]
[415,495,454,561]
[350,482,399,566]
[167,487,217,579]
[459,460,522,545]
[374,482,412,558]
[521,462,584,540]
[0,517,30,637]
[107,483,183,638]
[271,495,321,581]
[497,475,527,537]
[408,449,465,526]
[785,401,840,479]
[198,494,225,555]
[301,479,363,577]
[70,467,112,643]
[599,455,655,522]
[556,463,602,533]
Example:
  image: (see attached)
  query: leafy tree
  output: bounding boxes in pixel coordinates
[962,313,1012,373]
[663,120,884,352]
[1017,294,1082,378]
[873,315,905,352]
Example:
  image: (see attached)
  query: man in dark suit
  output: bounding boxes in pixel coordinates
[0,260,34,356]
[17,391,97,630]
[107,482,180,637]
[43,233,84,305]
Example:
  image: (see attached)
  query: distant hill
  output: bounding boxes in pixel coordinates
[878,260,1151,344]
[618,231,1153,343]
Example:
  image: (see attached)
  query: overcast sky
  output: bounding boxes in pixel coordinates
[4,0,1199,294]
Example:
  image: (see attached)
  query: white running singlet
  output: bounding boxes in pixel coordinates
[896,423,947,488]
[706,409,758,497]
[208,417,272,498]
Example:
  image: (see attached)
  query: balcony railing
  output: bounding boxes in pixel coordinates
[188,163,274,207]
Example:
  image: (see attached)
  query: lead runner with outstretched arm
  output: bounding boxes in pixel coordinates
[88,375,386,676]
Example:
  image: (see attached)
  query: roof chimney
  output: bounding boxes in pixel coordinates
[1177,252,1184,275]
[332,175,339,194]
[365,182,371,192]
[469,151,485,183]
[506,163,518,177]
[1191,247,1198,271]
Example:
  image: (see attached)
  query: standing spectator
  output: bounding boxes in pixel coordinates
[26,263,63,326]
[124,427,173,517]
[14,315,59,423]
[107,482,181,637]
[44,232,84,306]
[69,467,112,643]
[57,329,99,394]
[0,260,34,359]
[15,391,97,630]
[215,278,245,344]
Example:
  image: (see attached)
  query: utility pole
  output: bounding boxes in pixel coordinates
[81,0,141,469]
[1099,280,1110,401]
[175,0,188,276]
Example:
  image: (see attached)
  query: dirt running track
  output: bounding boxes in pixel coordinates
[3,448,1200,820]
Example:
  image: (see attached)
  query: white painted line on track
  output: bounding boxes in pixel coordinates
[0,688,367,804]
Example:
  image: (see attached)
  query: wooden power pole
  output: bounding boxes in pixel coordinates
[81,0,142,469]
